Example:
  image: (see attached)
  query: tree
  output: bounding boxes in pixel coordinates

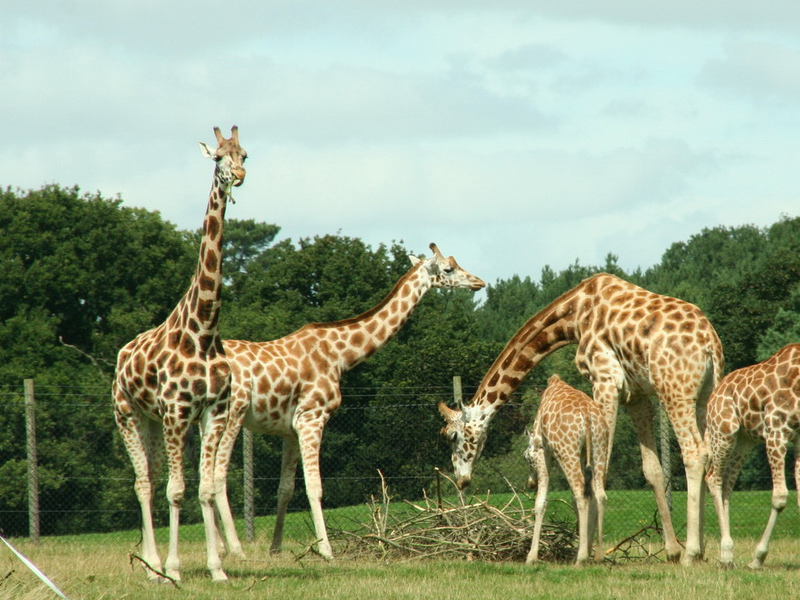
[0,185,197,534]
[0,185,195,369]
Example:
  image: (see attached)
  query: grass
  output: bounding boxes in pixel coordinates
[3,490,800,600]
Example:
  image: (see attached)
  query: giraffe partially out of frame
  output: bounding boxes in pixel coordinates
[705,343,800,569]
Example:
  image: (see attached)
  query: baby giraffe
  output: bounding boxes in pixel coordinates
[524,374,609,565]
[705,343,800,569]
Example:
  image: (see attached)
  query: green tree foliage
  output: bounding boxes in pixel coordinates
[0,185,195,534]
[0,185,195,368]
[706,218,800,371]
[2,184,798,535]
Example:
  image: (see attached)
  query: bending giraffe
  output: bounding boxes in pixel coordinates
[210,243,485,560]
[113,126,247,582]
[439,273,724,565]
[705,343,800,569]
[524,374,609,565]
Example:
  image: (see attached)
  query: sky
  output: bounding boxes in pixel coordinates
[3,1,800,289]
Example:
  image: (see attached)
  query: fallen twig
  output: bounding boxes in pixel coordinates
[128,553,181,589]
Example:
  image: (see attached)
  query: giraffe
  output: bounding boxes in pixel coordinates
[705,343,800,569]
[524,374,609,565]
[439,272,724,565]
[209,243,485,560]
[113,126,246,582]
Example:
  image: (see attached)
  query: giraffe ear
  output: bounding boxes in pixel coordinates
[408,254,421,266]
[199,142,216,159]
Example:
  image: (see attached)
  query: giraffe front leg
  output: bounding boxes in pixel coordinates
[295,414,334,560]
[198,406,228,582]
[211,399,249,560]
[526,446,550,564]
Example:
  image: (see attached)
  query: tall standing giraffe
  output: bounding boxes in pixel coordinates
[439,273,724,565]
[210,243,485,560]
[113,126,247,582]
[524,374,609,565]
[705,343,800,569]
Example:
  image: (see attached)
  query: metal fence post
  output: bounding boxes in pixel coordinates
[453,375,462,405]
[243,428,254,542]
[659,400,672,511]
[25,378,40,543]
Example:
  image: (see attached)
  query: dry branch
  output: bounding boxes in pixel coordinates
[330,472,577,563]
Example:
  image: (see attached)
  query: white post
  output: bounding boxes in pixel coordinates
[25,379,40,543]
[453,375,462,406]
[659,401,672,511]
[243,428,254,542]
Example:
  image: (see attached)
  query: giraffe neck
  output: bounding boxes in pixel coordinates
[325,262,432,372]
[469,279,594,413]
[167,172,229,350]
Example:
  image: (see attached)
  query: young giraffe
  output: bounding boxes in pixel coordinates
[439,273,724,565]
[113,126,246,582]
[210,243,485,560]
[705,343,800,569]
[524,374,609,565]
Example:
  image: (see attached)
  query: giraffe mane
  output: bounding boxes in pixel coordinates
[300,261,425,330]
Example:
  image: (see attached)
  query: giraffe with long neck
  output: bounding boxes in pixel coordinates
[524,374,609,565]
[113,126,247,582]
[705,343,800,569]
[439,273,724,565]
[210,243,485,560]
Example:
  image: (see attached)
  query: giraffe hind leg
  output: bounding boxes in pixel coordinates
[271,436,300,555]
[624,399,683,563]
[749,433,789,569]
[115,409,166,581]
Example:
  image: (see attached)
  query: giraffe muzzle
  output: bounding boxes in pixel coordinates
[456,475,471,490]
[470,279,486,291]
[232,168,246,186]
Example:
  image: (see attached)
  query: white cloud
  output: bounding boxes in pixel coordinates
[2,1,799,288]
[699,39,800,103]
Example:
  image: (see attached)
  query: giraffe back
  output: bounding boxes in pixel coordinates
[572,274,724,402]
[224,330,343,436]
[707,343,800,440]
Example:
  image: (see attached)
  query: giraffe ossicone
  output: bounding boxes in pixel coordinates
[705,343,800,569]
[113,125,247,583]
[439,272,724,566]
[209,242,485,560]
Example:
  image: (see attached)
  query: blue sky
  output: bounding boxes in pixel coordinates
[4,2,800,287]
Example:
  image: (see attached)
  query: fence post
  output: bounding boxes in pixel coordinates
[243,428,254,542]
[659,400,672,511]
[453,375,462,405]
[25,378,40,544]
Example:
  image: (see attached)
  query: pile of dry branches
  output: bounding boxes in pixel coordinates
[330,471,578,563]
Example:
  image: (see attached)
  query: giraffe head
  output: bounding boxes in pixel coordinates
[438,401,493,489]
[199,125,248,188]
[410,243,485,291]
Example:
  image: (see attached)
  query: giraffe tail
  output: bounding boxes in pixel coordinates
[583,412,594,499]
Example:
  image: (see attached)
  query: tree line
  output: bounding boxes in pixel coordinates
[1,184,798,536]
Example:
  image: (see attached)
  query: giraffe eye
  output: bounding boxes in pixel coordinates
[444,267,454,274]
[449,431,458,444]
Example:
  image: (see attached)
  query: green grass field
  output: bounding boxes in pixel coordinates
[4,489,800,600]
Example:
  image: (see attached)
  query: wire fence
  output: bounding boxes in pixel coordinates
[0,379,794,552]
